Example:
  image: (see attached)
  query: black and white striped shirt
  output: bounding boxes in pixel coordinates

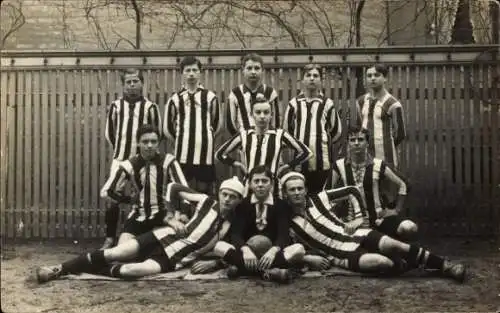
[164,86,220,165]
[100,153,188,222]
[105,96,161,161]
[326,157,408,226]
[215,128,313,176]
[283,93,342,171]
[227,84,280,135]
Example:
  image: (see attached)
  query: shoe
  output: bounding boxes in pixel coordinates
[262,268,292,284]
[226,265,240,279]
[442,261,467,283]
[36,265,63,284]
[100,237,115,250]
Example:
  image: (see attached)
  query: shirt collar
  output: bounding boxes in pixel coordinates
[297,92,324,102]
[345,152,374,166]
[250,193,274,206]
[242,83,264,94]
[180,84,204,94]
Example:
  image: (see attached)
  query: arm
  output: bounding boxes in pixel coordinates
[323,163,341,190]
[100,163,135,204]
[148,103,162,138]
[282,101,295,134]
[211,95,222,137]
[325,100,342,143]
[230,204,248,249]
[166,156,189,187]
[269,89,280,129]
[389,102,406,146]
[163,97,177,142]
[281,130,313,169]
[324,186,364,220]
[215,132,242,166]
[381,163,408,213]
[227,92,239,136]
[104,102,117,148]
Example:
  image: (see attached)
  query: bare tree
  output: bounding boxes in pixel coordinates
[0,0,26,49]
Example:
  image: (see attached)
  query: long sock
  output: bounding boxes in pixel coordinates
[270,251,288,268]
[105,204,120,238]
[61,250,107,274]
[403,245,444,270]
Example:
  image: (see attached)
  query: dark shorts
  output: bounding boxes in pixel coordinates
[121,212,166,237]
[180,164,216,183]
[329,229,385,272]
[375,215,406,238]
[135,231,175,272]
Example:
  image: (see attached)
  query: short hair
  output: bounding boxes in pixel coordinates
[367,63,388,77]
[248,165,273,182]
[242,53,264,68]
[180,56,202,72]
[347,124,370,142]
[136,124,161,141]
[120,68,144,84]
[302,63,323,80]
[250,93,271,113]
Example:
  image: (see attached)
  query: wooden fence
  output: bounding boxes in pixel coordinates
[1,45,499,239]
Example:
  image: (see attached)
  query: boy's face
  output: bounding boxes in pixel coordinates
[348,131,368,155]
[218,189,242,215]
[365,67,386,90]
[243,60,262,85]
[182,63,201,85]
[138,132,159,160]
[249,173,272,200]
[252,101,272,128]
[284,179,307,206]
[123,73,143,97]
[302,68,322,91]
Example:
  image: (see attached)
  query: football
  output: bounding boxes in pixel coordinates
[246,235,272,258]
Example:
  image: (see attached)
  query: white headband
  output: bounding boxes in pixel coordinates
[220,176,245,196]
[280,171,305,187]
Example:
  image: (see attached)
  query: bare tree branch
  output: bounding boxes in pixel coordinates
[130,0,141,49]
[1,1,26,49]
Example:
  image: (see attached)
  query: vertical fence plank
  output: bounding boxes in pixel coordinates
[462,65,473,234]
[82,70,91,239]
[32,71,41,238]
[89,70,99,238]
[15,71,25,238]
[406,66,419,220]
[23,71,33,238]
[6,72,17,238]
[74,70,83,238]
[49,70,59,238]
[433,66,444,219]
[417,66,427,221]
[57,70,67,239]
[470,65,482,235]
[65,71,75,238]
[489,63,499,236]
[0,72,8,238]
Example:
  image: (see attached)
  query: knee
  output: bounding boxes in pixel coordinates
[106,239,139,260]
[359,254,394,272]
[213,241,235,257]
[283,243,305,263]
[120,261,160,278]
[397,220,418,240]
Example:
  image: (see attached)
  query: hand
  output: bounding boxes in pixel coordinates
[276,164,291,177]
[382,208,398,218]
[178,214,190,224]
[234,161,247,176]
[169,220,187,237]
[258,247,279,271]
[303,255,330,271]
[190,260,221,274]
[241,246,258,272]
[344,218,364,234]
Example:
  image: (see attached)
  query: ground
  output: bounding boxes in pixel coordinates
[1,238,499,313]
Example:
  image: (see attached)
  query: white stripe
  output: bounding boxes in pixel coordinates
[192,92,203,164]
[180,94,190,163]
[372,159,383,210]
[269,130,283,173]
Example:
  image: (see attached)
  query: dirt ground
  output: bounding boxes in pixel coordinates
[1,237,499,313]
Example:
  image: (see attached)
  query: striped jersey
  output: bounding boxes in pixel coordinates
[164,86,220,165]
[155,183,231,266]
[283,93,342,171]
[356,92,406,167]
[215,128,313,176]
[100,153,188,222]
[105,96,161,161]
[326,157,408,226]
[290,191,372,260]
[227,84,280,135]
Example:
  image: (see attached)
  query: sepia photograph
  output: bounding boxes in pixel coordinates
[1,0,499,312]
